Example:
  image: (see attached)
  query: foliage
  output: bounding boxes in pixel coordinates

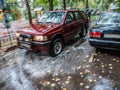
[6,0,17,4]
[6,0,19,20]
[34,0,58,10]
[116,0,120,12]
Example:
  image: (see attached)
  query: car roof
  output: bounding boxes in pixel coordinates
[101,12,120,15]
[47,9,82,12]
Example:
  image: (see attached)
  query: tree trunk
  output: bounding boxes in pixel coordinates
[24,0,32,24]
[48,0,53,10]
[63,0,66,10]
[86,0,89,9]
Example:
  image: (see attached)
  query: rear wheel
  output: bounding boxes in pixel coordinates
[79,26,87,38]
[49,38,63,57]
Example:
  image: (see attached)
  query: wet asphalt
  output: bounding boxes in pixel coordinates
[0,36,120,90]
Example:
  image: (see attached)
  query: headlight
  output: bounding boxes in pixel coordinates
[34,36,48,41]
[16,32,20,38]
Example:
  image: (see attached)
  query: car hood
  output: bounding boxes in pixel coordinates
[18,23,60,35]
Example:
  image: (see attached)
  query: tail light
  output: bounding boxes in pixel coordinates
[90,32,102,38]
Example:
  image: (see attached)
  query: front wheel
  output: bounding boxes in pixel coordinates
[79,26,87,38]
[49,38,63,57]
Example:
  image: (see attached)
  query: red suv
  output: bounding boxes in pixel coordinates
[16,10,89,56]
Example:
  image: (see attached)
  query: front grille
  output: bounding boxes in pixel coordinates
[19,34,32,42]
[18,34,32,49]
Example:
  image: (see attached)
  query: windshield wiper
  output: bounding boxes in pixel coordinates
[45,21,54,23]
[38,21,44,23]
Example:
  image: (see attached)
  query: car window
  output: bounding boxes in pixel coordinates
[65,12,74,24]
[74,11,82,20]
[38,11,65,24]
[80,11,88,18]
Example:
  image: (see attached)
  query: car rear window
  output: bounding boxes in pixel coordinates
[98,13,120,24]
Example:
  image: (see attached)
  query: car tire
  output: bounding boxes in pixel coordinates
[49,38,63,57]
[79,26,87,38]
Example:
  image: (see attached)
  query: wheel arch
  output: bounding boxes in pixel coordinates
[51,33,65,44]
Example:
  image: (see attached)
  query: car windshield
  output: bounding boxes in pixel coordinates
[38,11,65,24]
[97,13,120,24]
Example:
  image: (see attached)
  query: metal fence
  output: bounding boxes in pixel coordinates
[0,31,17,55]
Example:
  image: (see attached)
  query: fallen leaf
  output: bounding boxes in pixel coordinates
[108,64,112,66]
[86,65,90,68]
[47,70,51,74]
[65,80,70,84]
[101,65,105,68]
[109,67,113,69]
[67,76,72,80]
[80,82,84,86]
[94,79,97,82]
[46,81,51,85]
[112,58,116,61]
[52,78,55,81]
[97,59,100,61]
[55,78,61,82]
[86,55,89,58]
[102,71,105,73]
[99,76,102,79]
[88,79,93,82]
[63,87,67,90]
[39,82,42,84]
[81,75,84,77]
[77,66,81,70]
[84,70,90,73]
[116,60,119,62]
[79,72,83,75]
[85,85,90,89]
[51,83,56,87]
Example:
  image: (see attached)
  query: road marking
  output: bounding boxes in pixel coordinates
[88,52,95,63]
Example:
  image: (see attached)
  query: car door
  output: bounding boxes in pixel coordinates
[63,11,76,40]
[74,11,84,35]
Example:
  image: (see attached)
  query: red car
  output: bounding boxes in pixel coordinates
[16,10,89,56]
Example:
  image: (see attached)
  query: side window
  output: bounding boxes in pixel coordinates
[80,11,88,18]
[65,12,74,24]
[74,12,82,20]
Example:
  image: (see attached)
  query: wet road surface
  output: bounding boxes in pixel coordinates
[0,37,120,90]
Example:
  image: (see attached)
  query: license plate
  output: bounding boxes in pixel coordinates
[24,38,30,42]
[104,34,120,38]
[20,43,31,48]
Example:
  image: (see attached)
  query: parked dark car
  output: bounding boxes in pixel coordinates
[16,10,89,56]
[89,12,120,50]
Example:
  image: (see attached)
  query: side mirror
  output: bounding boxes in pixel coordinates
[65,19,72,24]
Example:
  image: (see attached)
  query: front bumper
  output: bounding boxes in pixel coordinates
[18,40,51,52]
[89,38,120,49]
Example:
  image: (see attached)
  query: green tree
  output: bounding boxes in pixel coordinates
[6,0,19,20]
[116,0,120,11]
[34,0,58,10]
